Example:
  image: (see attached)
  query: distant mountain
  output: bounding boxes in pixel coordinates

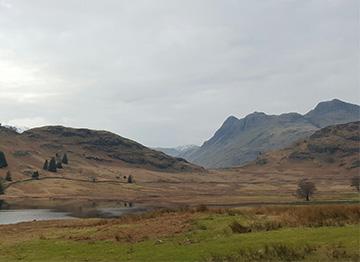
[186,99,360,168]
[1,124,29,134]
[154,145,200,159]
[305,99,359,128]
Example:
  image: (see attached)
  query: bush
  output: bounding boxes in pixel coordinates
[229,221,251,234]
[5,171,12,182]
[32,171,40,180]
[0,179,4,194]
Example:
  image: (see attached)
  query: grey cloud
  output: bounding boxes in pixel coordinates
[0,0,359,147]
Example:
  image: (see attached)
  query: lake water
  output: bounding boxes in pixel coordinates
[0,209,73,224]
[0,200,147,225]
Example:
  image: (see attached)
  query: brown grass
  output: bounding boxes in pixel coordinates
[249,205,360,227]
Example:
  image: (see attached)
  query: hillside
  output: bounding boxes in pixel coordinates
[0,125,203,183]
[251,121,360,170]
[185,99,360,168]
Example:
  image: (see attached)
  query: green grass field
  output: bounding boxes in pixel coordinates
[0,205,359,261]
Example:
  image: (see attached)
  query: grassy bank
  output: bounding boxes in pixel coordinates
[0,205,359,261]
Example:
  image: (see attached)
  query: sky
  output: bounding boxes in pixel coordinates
[0,0,359,147]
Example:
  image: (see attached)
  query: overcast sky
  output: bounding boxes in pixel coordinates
[0,0,359,147]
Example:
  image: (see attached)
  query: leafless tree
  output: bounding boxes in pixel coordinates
[296,179,316,201]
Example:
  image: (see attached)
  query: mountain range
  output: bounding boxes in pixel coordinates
[158,99,359,168]
[153,145,200,159]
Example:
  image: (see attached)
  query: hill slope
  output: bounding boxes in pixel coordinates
[252,121,360,170]
[186,99,360,168]
[0,125,203,183]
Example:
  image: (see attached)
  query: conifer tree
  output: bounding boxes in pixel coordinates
[62,153,68,164]
[43,160,49,170]
[0,151,8,168]
[48,157,57,172]
[127,175,134,184]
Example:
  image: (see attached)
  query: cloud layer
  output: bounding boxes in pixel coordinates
[0,0,359,146]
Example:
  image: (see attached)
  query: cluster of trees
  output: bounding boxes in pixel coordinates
[43,153,68,173]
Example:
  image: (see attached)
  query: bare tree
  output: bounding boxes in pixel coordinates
[351,176,360,192]
[296,179,316,201]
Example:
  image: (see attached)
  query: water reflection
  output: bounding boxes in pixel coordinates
[0,199,146,225]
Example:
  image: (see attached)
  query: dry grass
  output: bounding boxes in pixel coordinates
[250,204,360,227]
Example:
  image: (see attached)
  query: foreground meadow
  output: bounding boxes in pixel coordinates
[0,204,359,261]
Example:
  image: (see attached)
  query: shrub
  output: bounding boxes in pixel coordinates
[0,179,4,194]
[229,221,251,234]
[32,171,40,180]
[5,171,12,182]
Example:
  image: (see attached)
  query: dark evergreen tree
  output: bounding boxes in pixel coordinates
[32,171,39,180]
[127,175,134,184]
[0,151,8,168]
[48,157,57,172]
[5,171,12,182]
[62,153,68,164]
[43,160,49,170]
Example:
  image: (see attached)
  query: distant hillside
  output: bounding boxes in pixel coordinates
[186,99,360,168]
[0,125,203,182]
[154,145,200,159]
[253,121,360,170]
